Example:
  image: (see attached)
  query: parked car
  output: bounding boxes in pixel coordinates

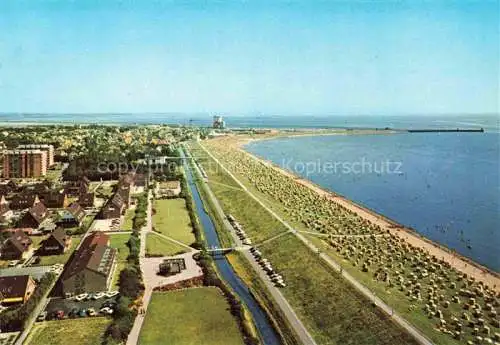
[101,300,117,309]
[68,308,79,318]
[75,293,89,301]
[105,291,119,298]
[8,260,18,267]
[92,292,106,300]
[100,307,114,315]
[87,308,97,316]
[54,310,65,320]
[37,311,47,321]
[78,309,87,317]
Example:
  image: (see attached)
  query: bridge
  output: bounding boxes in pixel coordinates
[205,246,250,256]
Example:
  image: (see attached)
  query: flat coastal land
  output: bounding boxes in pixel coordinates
[236,131,500,291]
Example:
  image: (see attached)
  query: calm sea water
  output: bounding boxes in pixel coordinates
[0,113,498,132]
[246,132,500,272]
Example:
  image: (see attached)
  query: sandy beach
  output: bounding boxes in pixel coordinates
[226,133,500,292]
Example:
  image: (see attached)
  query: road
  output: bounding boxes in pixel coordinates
[198,142,434,345]
[191,148,317,345]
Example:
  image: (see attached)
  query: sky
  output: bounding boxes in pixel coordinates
[0,0,498,115]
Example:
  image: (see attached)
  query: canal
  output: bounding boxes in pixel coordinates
[182,150,281,345]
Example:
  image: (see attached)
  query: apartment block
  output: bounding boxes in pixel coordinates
[2,150,47,178]
[17,144,54,167]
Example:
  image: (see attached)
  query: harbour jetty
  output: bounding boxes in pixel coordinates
[407,128,484,133]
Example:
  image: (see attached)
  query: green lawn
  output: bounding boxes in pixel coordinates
[145,233,187,257]
[122,208,135,230]
[152,199,196,246]
[192,144,284,243]
[25,317,111,345]
[35,237,82,266]
[139,288,245,345]
[260,234,418,345]
[109,233,130,288]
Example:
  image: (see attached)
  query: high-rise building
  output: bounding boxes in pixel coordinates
[3,150,47,178]
[17,144,54,167]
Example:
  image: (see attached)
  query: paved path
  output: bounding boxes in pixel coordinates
[297,230,387,238]
[150,231,195,251]
[199,143,434,345]
[193,147,317,345]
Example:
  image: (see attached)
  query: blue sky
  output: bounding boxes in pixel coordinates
[0,0,498,115]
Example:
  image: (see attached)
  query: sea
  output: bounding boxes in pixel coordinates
[1,113,499,271]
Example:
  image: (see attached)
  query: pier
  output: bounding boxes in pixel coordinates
[407,128,484,133]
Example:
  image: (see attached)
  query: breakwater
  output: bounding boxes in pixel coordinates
[407,128,484,133]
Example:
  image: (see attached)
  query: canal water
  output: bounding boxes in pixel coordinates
[182,151,281,345]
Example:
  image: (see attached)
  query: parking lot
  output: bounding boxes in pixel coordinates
[42,295,119,320]
[90,218,121,232]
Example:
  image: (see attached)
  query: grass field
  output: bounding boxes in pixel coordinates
[25,317,111,345]
[260,234,418,345]
[145,233,187,257]
[152,199,196,246]
[193,142,419,345]
[109,233,130,288]
[226,252,301,345]
[192,149,284,243]
[139,288,245,345]
[35,237,82,266]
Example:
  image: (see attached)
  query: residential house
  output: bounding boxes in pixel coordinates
[61,231,116,294]
[77,192,95,208]
[57,202,85,228]
[0,180,17,195]
[0,275,36,305]
[18,201,48,229]
[10,194,38,210]
[0,195,13,222]
[0,228,34,236]
[40,227,72,255]
[0,229,33,259]
[39,190,68,209]
[23,180,51,195]
[64,176,90,196]
[100,193,125,219]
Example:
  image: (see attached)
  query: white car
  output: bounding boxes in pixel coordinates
[100,307,114,315]
[105,291,119,298]
[92,292,106,300]
[75,293,89,301]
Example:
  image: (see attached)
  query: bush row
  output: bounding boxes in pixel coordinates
[179,173,204,250]
[103,198,146,344]
[132,194,148,230]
